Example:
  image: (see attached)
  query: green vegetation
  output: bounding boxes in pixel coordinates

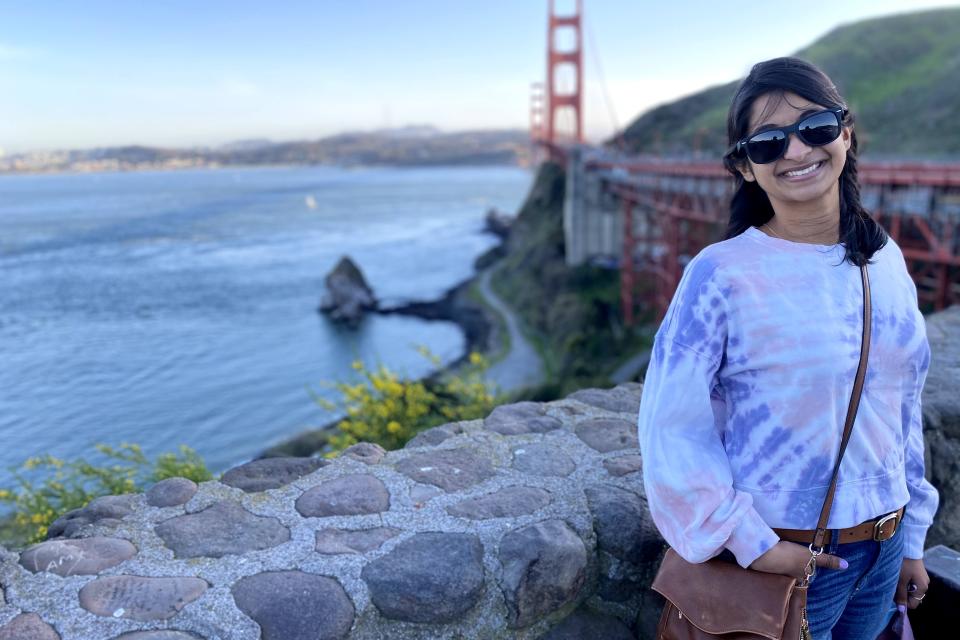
[314,347,500,455]
[490,162,654,400]
[0,443,211,548]
[619,7,960,158]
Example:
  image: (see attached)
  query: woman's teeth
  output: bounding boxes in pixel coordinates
[782,161,822,177]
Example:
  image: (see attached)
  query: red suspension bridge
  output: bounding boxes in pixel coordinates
[532,1,960,324]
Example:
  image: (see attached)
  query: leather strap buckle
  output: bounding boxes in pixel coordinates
[873,511,899,541]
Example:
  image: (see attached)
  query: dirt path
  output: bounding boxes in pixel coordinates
[476,267,545,394]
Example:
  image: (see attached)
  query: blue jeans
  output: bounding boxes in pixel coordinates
[805,521,904,639]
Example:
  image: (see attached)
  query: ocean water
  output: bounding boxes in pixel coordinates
[0,165,531,492]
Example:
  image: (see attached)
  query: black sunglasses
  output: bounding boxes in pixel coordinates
[731,107,846,164]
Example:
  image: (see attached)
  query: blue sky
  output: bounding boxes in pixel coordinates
[1,0,958,153]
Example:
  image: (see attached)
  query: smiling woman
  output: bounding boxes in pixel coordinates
[731,94,851,245]
[638,57,938,640]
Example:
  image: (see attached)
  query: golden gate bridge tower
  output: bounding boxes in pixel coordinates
[533,0,583,159]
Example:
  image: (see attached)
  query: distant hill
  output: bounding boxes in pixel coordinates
[616,7,960,159]
[0,128,530,174]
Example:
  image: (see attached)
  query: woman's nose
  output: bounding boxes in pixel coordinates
[782,132,813,160]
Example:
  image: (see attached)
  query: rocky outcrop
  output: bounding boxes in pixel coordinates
[0,383,661,639]
[921,305,960,550]
[483,207,514,239]
[318,256,378,327]
[375,277,494,373]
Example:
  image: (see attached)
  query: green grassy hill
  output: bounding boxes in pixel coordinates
[617,7,960,159]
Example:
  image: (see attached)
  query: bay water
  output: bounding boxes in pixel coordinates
[0,165,531,497]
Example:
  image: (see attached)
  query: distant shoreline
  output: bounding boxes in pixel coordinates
[0,128,532,176]
[0,158,529,178]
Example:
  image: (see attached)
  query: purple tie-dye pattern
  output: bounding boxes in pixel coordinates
[724,402,772,459]
[738,426,791,478]
[782,453,837,517]
[637,227,939,568]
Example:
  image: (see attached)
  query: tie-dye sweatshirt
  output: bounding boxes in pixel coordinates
[636,225,939,569]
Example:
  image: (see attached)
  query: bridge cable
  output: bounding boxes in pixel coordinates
[583,13,624,152]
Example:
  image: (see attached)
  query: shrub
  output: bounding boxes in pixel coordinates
[0,443,211,546]
[314,346,499,455]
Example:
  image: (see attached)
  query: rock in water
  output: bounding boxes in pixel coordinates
[484,207,514,239]
[318,256,377,327]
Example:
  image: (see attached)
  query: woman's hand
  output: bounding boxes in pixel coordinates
[749,541,848,581]
[895,558,929,611]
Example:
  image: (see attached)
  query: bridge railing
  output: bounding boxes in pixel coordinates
[572,157,960,323]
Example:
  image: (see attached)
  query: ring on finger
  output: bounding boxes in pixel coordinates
[909,594,926,602]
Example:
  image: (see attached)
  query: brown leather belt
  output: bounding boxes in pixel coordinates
[773,506,905,546]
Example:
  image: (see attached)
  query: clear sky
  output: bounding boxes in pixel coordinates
[1,0,958,153]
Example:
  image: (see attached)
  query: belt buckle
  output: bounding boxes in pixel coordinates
[873,512,899,541]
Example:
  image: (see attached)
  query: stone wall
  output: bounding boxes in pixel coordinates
[918,305,960,550]
[0,383,663,640]
[0,307,957,640]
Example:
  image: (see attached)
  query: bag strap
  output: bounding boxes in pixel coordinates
[811,264,871,549]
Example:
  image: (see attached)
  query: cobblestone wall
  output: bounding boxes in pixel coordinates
[0,383,666,640]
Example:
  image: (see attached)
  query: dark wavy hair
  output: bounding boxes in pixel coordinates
[721,57,887,266]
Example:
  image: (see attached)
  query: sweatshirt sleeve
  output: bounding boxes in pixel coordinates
[637,253,779,568]
[899,320,939,559]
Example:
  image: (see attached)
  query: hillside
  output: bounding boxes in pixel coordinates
[488,162,653,400]
[0,128,530,174]
[617,7,960,159]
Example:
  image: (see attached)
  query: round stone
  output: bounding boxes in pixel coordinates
[340,442,386,464]
[46,494,137,539]
[231,570,354,640]
[584,484,663,565]
[538,608,635,640]
[404,422,470,449]
[146,478,198,507]
[498,519,587,629]
[511,443,576,477]
[0,613,60,640]
[445,486,552,520]
[315,527,402,554]
[574,417,638,452]
[155,500,290,558]
[484,402,562,435]
[603,454,642,477]
[568,388,641,414]
[361,532,485,623]
[393,448,495,492]
[295,474,390,517]
[220,456,328,493]
[409,483,443,505]
[79,575,208,621]
[597,571,643,603]
[110,632,205,640]
[19,536,137,576]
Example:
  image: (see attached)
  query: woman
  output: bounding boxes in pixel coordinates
[636,57,939,639]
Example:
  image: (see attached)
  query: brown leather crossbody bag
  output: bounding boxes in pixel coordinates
[651,263,872,640]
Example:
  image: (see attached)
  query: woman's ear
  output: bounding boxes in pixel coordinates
[841,125,853,152]
[737,161,756,183]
